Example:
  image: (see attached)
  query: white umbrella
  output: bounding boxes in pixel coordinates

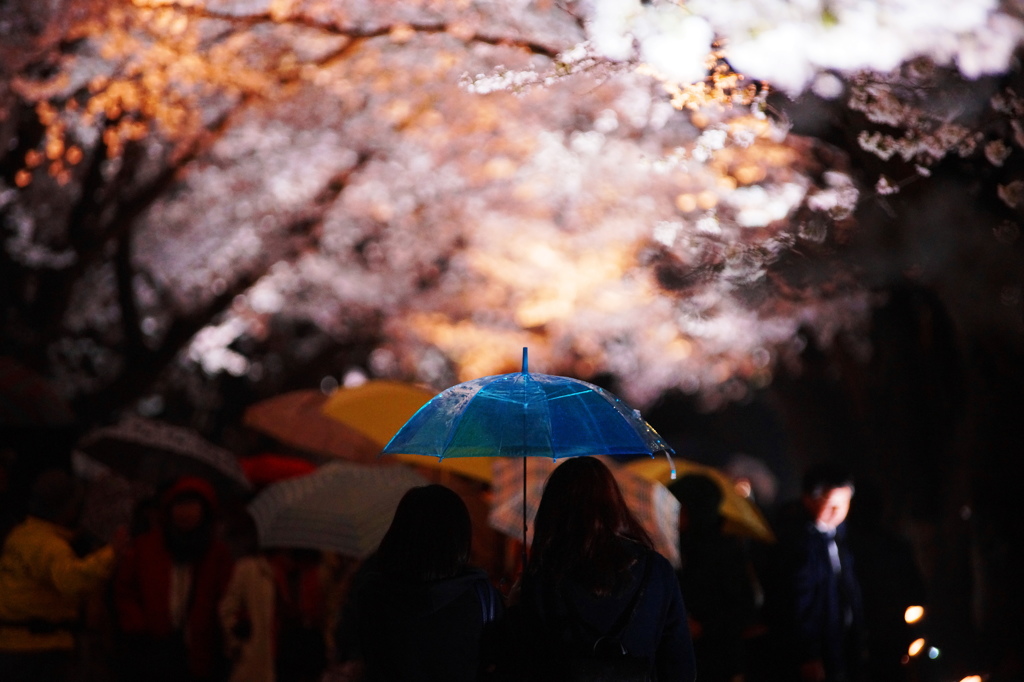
[247,460,428,559]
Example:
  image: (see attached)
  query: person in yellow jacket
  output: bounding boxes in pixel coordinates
[0,468,127,682]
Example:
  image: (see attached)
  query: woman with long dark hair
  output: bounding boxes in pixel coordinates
[496,457,696,682]
[334,484,501,682]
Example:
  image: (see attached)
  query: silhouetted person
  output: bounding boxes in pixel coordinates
[0,468,126,682]
[494,456,696,682]
[335,484,501,682]
[671,473,758,682]
[113,475,235,682]
[774,463,865,682]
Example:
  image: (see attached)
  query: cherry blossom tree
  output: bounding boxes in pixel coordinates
[3,0,1024,675]
[0,0,874,414]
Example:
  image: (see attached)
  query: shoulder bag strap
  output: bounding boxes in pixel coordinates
[475,578,497,624]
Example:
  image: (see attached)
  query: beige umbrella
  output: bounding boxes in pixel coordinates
[247,460,428,559]
[488,456,681,568]
[243,389,381,462]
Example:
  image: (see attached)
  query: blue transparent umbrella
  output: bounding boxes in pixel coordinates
[382,348,675,559]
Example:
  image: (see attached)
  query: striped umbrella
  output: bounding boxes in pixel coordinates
[247,460,428,559]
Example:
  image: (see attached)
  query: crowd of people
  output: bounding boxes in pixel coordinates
[0,450,924,682]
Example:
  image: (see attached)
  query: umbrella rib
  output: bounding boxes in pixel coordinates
[545,389,593,400]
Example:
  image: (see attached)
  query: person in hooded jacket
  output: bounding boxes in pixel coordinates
[334,484,501,682]
[113,475,235,682]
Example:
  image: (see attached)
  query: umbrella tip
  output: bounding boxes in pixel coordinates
[665,451,677,480]
[522,347,528,373]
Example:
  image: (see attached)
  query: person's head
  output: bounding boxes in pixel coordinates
[29,468,84,528]
[375,484,472,582]
[160,476,218,562]
[528,456,652,594]
[801,462,855,532]
[670,473,723,535]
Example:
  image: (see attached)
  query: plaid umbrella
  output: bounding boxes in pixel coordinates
[247,460,428,558]
[626,457,775,543]
[488,456,681,567]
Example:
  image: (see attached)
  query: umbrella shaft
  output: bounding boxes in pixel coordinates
[522,457,528,571]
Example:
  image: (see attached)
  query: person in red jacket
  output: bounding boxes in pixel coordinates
[114,476,235,682]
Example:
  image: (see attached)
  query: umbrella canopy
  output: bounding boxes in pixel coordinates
[381,350,671,460]
[320,380,496,483]
[247,460,428,558]
[72,416,251,497]
[391,453,495,484]
[626,457,776,544]
[242,389,381,462]
[77,470,154,542]
[488,456,681,567]
[321,380,436,446]
[381,348,674,559]
[239,452,318,489]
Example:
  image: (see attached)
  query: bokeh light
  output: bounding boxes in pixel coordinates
[905,605,925,623]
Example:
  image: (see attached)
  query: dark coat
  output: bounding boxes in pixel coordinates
[496,542,696,682]
[677,529,759,681]
[337,556,502,682]
[775,506,865,680]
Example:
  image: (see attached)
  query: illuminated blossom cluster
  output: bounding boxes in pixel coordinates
[579,0,1024,96]
[3,0,1018,416]
[162,60,867,407]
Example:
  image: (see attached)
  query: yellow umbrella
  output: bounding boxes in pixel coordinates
[392,454,495,485]
[320,380,496,485]
[321,380,436,446]
[626,457,775,543]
